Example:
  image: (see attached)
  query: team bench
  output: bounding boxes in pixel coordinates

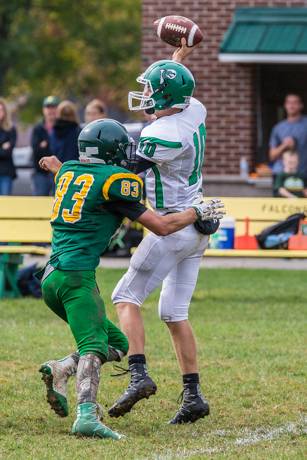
[205,197,307,258]
[0,197,52,298]
[1,196,307,298]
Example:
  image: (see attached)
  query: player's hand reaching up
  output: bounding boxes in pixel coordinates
[192,198,226,221]
[172,38,199,63]
[39,155,63,174]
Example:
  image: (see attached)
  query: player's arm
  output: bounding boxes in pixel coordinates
[142,199,225,235]
[110,199,225,236]
[104,173,225,235]
[39,155,63,174]
[172,38,198,63]
[136,208,197,236]
[108,201,198,236]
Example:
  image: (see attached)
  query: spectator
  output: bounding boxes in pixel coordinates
[274,150,307,198]
[269,94,307,177]
[0,98,17,195]
[84,99,107,125]
[31,95,60,196]
[50,100,81,162]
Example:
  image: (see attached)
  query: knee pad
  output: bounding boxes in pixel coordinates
[158,297,189,322]
[159,303,173,322]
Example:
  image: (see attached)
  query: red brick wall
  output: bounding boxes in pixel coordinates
[142,0,307,174]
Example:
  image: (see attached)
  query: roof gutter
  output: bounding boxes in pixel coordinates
[219,53,307,64]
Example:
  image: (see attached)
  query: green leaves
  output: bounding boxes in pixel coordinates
[0,0,141,119]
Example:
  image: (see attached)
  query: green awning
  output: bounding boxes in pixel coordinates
[219,8,307,63]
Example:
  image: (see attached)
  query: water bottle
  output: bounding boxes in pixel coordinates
[240,157,249,179]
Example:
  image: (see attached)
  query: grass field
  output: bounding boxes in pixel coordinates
[0,267,306,459]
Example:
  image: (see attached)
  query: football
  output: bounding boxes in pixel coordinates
[154,15,203,48]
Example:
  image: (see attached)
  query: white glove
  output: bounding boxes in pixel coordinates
[192,198,226,221]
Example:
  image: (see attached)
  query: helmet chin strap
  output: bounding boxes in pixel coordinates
[145,107,155,115]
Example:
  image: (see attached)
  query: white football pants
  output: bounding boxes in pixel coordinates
[112,225,209,322]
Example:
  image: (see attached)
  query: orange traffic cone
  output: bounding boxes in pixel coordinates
[234,217,258,250]
[288,220,307,250]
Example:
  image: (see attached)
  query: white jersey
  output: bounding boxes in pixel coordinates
[137,97,207,213]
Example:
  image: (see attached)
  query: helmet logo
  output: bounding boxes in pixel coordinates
[159,69,177,84]
[85,146,99,155]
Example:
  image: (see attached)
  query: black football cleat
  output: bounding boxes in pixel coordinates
[169,384,210,424]
[108,363,157,417]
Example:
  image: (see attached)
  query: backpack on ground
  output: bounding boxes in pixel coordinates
[256,213,305,249]
[17,263,42,298]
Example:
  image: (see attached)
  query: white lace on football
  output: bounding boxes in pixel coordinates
[165,22,187,34]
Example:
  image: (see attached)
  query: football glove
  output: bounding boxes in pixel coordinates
[192,198,225,221]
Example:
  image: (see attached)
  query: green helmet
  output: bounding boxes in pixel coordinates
[128,60,195,113]
[78,118,135,168]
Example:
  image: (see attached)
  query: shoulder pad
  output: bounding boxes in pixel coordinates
[102,172,143,202]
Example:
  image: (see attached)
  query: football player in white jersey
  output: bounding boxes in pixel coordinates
[108,46,221,424]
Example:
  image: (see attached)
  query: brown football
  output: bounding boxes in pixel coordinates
[154,15,203,48]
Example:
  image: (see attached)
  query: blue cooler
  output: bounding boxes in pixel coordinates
[210,217,235,249]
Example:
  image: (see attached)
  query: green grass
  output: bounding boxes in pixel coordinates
[0,268,306,459]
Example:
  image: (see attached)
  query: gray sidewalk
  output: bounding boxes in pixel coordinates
[24,255,307,270]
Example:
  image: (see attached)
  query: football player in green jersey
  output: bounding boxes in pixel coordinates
[38,118,225,440]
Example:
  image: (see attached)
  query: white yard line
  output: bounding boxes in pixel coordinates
[235,419,306,446]
[147,416,307,460]
[151,447,222,459]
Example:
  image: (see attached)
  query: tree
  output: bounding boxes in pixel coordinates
[0,0,141,119]
[0,1,31,94]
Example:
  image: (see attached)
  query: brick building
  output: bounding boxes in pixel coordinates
[142,0,307,192]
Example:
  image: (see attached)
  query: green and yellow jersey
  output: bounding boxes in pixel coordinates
[49,160,144,270]
[274,172,307,197]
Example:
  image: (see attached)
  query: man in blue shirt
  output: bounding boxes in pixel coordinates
[269,94,307,176]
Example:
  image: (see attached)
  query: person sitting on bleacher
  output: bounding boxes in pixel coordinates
[274,150,307,198]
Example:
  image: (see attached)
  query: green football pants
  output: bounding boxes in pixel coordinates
[41,269,128,361]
